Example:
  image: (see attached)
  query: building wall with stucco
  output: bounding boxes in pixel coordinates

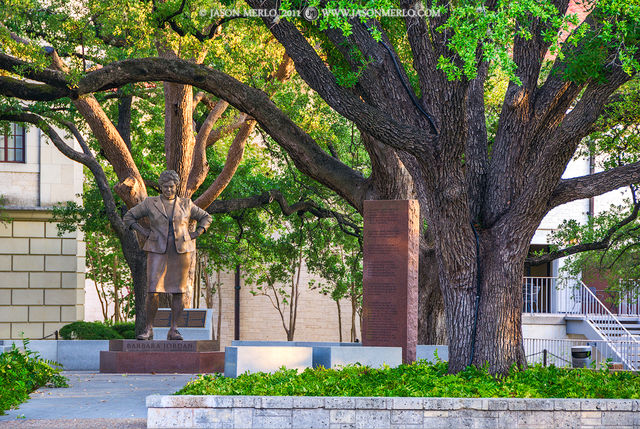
[0,126,85,340]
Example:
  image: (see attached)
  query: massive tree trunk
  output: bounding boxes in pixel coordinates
[443,229,531,373]
[418,245,446,345]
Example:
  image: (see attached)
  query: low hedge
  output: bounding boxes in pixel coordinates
[177,361,640,399]
[110,322,136,339]
[0,341,68,415]
[59,321,136,340]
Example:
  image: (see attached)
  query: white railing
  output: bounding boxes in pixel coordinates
[617,281,640,315]
[522,277,558,314]
[571,280,640,370]
[522,276,640,316]
[524,338,640,369]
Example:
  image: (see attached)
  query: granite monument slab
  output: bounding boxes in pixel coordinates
[362,200,419,363]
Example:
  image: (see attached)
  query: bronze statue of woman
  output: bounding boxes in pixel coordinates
[123,170,212,340]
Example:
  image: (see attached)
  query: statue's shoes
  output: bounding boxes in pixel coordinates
[167,329,183,341]
[136,328,154,340]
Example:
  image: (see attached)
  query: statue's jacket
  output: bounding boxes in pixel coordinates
[123,196,212,254]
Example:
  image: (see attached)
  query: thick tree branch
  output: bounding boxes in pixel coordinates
[206,190,362,238]
[194,120,255,208]
[193,91,218,112]
[57,119,91,155]
[206,113,247,147]
[188,53,292,196]
[513,1,570,96]
[75,57,368,208]
[73,95,147,206]
[521,68,637,215]
[400,0,439,106]
[550,161,640,208]
[244,0,434,158]
[0,53,69,87]
[465,62,489,222]
[153,0,242,42]
[0,55,369,209]
[116,91,133,149]
[186,99,230,194]
[532,10,602,124]
[0,77,68,101]
[47,49,147,207]
[527,240,617,266]
[527,194,640,266]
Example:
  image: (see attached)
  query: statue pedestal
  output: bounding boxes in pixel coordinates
[100,340,224,373]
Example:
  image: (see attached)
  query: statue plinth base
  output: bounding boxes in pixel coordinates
[100,340,224,373]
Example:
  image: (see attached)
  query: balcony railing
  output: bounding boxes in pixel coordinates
[522,276,640,316]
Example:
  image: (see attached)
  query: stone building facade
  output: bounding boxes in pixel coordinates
[0,124,85,340]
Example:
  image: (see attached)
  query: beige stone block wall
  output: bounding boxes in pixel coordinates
[199,267,361,349]
[39,128,83,207]
[0,172,39,206]
[0,212,85,340]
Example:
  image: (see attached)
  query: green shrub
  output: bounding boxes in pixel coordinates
[177,361,640,399]
[0,340,68,415]
[110,322,136,339]
[59,321,123,340]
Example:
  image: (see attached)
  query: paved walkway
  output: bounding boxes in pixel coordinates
[0,372,197,428]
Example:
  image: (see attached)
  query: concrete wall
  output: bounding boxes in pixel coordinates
[522,314,568,339]
[0,125,85,340]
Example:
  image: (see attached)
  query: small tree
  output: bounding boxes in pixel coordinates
[247,216,308,341]
[307,218,363,342]
[199,253,223,342]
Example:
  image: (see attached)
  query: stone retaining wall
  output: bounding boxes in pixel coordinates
[146,395,640,428]
[2,339,107,370]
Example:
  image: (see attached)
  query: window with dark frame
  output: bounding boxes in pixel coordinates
[1,123,26,163]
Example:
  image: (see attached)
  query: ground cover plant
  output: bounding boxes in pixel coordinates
[177,361,640,399]
[0,341,68,415]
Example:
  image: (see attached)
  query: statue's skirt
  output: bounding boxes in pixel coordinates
[147,232,191,294]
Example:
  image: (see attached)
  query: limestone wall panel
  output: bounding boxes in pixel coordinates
[0,290,10,305]
[13,255,45,271]
[11,322,43,339]
[0,255,11,270]
[30,272,61,288]
[30,238,62,254]
[12,221,45,238]
[12,289,44,305]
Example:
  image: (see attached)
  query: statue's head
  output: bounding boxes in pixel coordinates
[158,170,179,200]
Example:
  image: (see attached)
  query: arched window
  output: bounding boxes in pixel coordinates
[1,123,26,163]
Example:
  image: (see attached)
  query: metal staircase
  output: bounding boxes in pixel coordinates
[524,276,640,370]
